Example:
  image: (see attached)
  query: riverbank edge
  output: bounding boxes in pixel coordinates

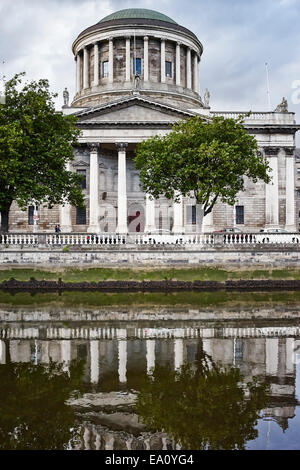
[2,278,300,291]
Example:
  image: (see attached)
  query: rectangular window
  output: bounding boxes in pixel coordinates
[76,207,86,225]
[186,205,196,225]
[236,205,244,225]
[133,58,142,75]
[102,61,108,78]
[77,169,86,190]
[165,61,172,78]
[28,206,34,225]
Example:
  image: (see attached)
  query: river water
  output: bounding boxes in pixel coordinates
[1,292,300,450]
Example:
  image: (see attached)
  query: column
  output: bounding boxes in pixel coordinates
[193,52,198,93]
[60,162,72,232]
[285,148,296,231]
[198,57,201,95]
[108,37,114,84]
[173,193,184,233]
[286,338,295,375]
[174,338,184,370]
[266,338,279,375]
[90,340,99,384]
[87,144,100,232]
[76,53,81,94]
[265,147,279,227]
[146,339,155,374]
[83,47,89,89]
[144,194,156,232]
[61,340,71,373]
[144,36,149,82]
[125,37,131,82]
[93,43,99,87]
[176,42,181,86]
[186,47,192,89]
[0,340,6,364]
[202,210,214,233]
[161,39,166,83]
[116,142,128,233]
[117,329,127,384]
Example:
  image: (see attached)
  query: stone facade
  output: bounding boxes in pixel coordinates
[6,8,300,234]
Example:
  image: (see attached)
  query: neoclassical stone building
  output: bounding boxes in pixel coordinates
[8,8,300,233]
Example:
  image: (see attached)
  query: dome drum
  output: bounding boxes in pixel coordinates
[72,10,203,109]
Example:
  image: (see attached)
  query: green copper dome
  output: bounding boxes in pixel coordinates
[99,8,177,24]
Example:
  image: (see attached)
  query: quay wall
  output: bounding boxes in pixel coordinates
[0,245,300,269]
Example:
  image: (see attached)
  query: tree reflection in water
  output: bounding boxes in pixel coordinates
[137,346,269,450]
[0,358,84,450]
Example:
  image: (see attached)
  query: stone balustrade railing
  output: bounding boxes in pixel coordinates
[0,232,300,246]
[211,111,295,125]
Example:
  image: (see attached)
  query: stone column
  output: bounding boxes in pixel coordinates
[198,57,201,95]
[186,48,192,89]
[176,42,181,86]
[0,340,6,364]
[144,194,156,232]
[88,143,100,233]
[76,53,81,94]
[265,147,279,227]
[117,329,127,384]
[93,43,99,87]
[173,193,184,233]
[116,142,128,233]
[125,37,131,82]
[266,338,279,375]
[90,340,99,384]
[83,47,89,89]
[193,52,198,93]
[286,338,295,375]
[108,37,114,84]
[144,36,149,82]
[60,161,72,232]
[61,340,71,373]
[285,148,296,231]
[146,339,155,374]
[161,39,166,83]
[174,338,184,370]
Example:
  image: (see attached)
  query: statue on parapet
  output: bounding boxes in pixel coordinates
[134,72,141,90]
[63,87,69,107]
[203,88,210,107]
[275,97,288,113]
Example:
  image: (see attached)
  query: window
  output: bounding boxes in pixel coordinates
[236,206,244,225]
[28,206,34,225]
[76,206,86,225]
[133,58,142,75]
[297,190,300,198]
[186,205,196,225]
[165,61,172,78]
[77,169,86,189]
[28,206,38,225]
[102,61,108,78]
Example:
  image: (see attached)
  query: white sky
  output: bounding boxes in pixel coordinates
[1,0,300,141]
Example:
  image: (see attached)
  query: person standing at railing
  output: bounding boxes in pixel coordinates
[55,224,61,233]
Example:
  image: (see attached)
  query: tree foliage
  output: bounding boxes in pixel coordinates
[0,73,84,232]
[135,115,271,217]
[0,358,85,450]
[136,347,269,450]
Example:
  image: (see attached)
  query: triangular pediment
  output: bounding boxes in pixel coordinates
[74,96,199,126]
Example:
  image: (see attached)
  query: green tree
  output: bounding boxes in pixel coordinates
[135,115,271,229]
[0,73,84,233]
[136,347,269,450]
[0,359,85,450]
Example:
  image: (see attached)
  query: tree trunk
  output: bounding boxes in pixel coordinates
[0,206,11,233]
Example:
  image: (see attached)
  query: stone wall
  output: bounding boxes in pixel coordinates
[1,245,300,268]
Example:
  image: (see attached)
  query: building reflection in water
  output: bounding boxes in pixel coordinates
[0,320,300,449]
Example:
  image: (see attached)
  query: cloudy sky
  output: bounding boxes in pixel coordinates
[1,0,300,123]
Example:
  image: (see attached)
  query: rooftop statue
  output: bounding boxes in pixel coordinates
[203,88,210,107]
[63,87,69,107]
[134,72,141,90]
[275,97,288,113]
